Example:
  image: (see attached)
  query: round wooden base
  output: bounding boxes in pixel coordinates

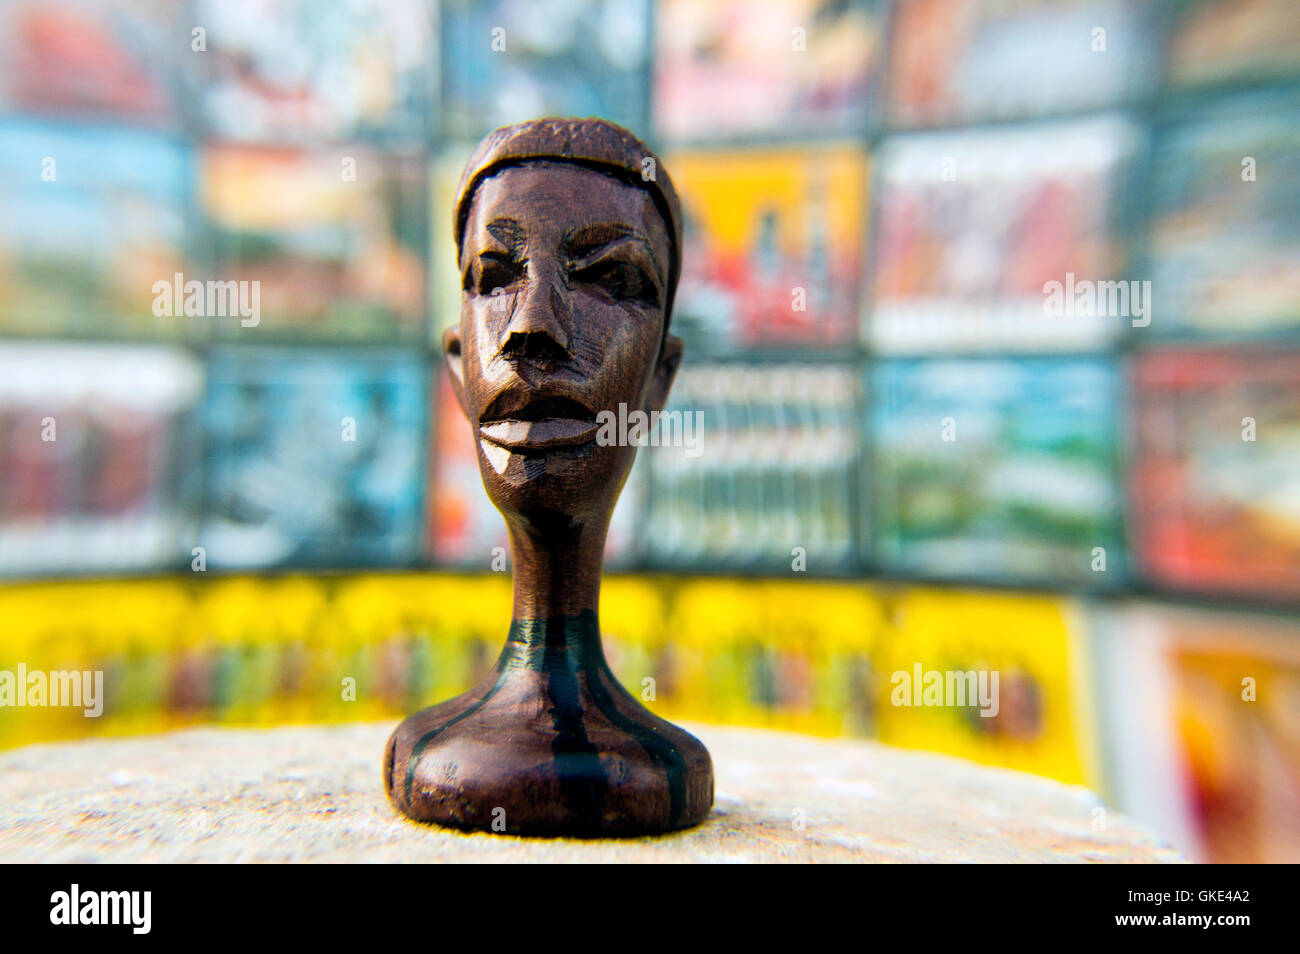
[384,614,713,836]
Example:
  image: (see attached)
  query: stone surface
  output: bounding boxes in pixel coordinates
[0,722,1182,863]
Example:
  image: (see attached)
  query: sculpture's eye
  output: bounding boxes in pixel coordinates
[471,253,523,295]
[573,259,658,307]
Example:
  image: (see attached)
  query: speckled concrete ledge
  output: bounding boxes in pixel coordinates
[0,722,1182,863]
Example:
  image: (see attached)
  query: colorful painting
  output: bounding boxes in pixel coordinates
[199,144,427,341]
[1145,88,1300,341]
[667,145,868,352]
[0,574,1100,794]
[654,0,885,140]
[0,0,181,124]
[870,117,1138,353]
[0,119,192,339]
[192,0,434,144]
[875,587,1097,786]
[643,360,861,572]
[1169,615,1300,863]
[888,0,1155,126]
[1132,349,1300,599]
[0,344,201,574]
[1096,603,1300,864]
[199,349,426,568]
[1166,0,1300,88]
[439,0,650,141]
[872,356,1125,585]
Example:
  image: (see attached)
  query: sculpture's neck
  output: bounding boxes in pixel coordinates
[506,513,607,621]
[498,610,606,673]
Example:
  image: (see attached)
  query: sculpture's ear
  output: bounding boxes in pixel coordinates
[442,325,470,417]
[645,333,684,414]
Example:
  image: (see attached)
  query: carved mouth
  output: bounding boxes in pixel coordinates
[479,394,599,452]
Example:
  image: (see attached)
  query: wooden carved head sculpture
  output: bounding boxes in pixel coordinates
[384,118,714,835]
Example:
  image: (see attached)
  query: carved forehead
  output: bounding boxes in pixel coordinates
[452,117,684,330]
[460,163,671,255]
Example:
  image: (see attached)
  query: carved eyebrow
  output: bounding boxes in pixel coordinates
[565,223,664,285]
[566,222,635,251]
[485,217,526,254]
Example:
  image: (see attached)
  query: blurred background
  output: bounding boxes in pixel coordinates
[0,0,1298,863]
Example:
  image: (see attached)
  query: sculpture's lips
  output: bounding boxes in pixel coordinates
[479,395,598,452]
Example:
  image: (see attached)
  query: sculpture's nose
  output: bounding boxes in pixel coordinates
[501,264,570,364]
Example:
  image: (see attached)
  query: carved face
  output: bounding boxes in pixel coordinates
[445,161,683,527]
